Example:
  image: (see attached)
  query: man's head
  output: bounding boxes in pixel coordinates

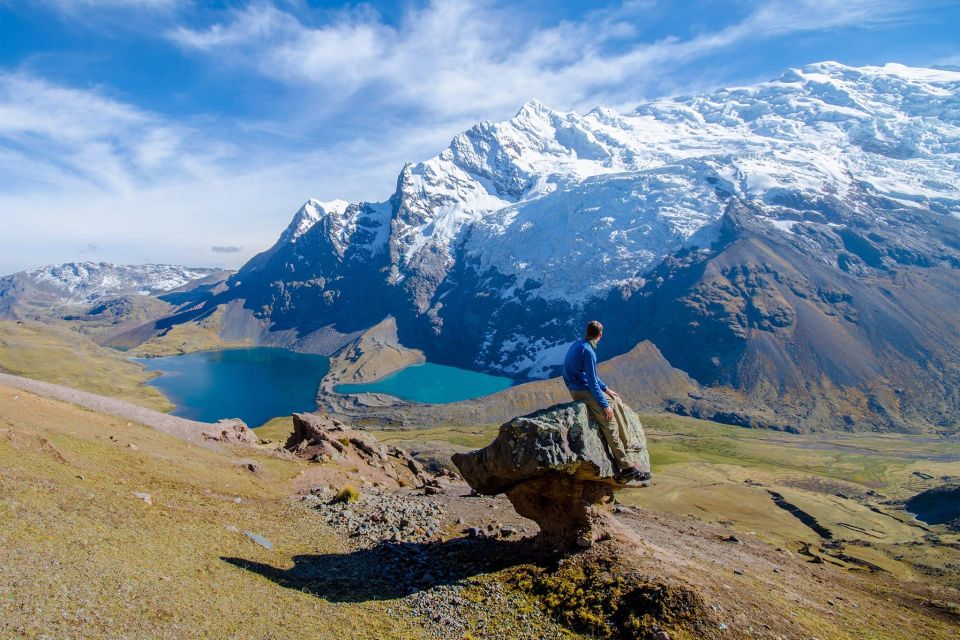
[585,320,603,342]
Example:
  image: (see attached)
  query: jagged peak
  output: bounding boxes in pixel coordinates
[514,98,553,118]
[278,198,353,245]
[304,198,351,215]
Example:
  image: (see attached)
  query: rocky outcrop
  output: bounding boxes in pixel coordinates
[452,402,650,549]
[287,412,436,489]
[201,418,260,445]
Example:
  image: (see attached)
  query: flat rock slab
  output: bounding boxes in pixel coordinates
[244,531,274,550]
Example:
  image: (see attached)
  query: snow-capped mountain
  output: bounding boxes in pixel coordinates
[0,262,224,311]
[195,62,960,431]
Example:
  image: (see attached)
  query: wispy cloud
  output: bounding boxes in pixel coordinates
[167,0,928,117]
[1,0,952,275]
[34,0,182,12]
[0,72,230,194]
[0,69,447,275]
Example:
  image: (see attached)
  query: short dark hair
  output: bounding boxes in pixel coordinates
[585,320,603,339]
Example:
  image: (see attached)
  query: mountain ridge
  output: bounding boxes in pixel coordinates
[0,261,227,313]
[141,61,960,431]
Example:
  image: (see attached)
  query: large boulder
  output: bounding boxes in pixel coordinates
[287,412,435,488]
[452,401,650,549]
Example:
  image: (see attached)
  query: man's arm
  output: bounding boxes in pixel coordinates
[583,348,609,409]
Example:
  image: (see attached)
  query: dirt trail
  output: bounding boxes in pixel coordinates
[0,371,220,449]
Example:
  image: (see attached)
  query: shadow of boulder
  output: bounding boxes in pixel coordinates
[222,536,544,602]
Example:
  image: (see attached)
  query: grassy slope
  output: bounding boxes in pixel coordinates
[371,413,960,587]
[2,380,958,639]
[255,416,298,442]
[0,384,424,640]
[0,320,172,412]
[129,306,251,358]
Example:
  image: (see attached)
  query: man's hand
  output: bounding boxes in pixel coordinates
[604,406,614,421]
[605,388,620,399]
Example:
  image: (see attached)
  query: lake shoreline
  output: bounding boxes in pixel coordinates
[137,347,330,427]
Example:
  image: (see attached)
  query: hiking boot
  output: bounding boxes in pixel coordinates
[617,467,652,483]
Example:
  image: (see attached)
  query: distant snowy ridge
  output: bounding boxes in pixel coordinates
[235,61,960,378]
[280,62,958,302]
[5,262,223,305]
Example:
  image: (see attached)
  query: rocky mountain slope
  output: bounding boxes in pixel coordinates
[0,262,227,318]
[164,62,959,432]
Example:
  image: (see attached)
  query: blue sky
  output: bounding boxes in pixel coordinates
[1,0,958,275]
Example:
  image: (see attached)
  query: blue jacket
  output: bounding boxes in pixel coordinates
[562,338,609,408]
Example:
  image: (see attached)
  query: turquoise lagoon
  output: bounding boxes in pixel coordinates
[137,348,517,425]
[335,361,516,404]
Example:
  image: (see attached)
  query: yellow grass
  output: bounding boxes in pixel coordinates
[129,306,251,357]
[0,384,425,639]
[0,320,172,411]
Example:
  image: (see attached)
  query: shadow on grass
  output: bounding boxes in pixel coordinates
[222,536,545,602]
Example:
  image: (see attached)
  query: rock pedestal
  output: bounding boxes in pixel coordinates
[452,401,650,549]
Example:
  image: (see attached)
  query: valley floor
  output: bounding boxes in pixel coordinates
[1,381,958,639]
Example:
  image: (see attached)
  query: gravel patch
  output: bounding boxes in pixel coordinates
[303,487,446,545]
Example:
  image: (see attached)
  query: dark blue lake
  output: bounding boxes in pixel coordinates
[335,362,516,404]
[136,348,330,427]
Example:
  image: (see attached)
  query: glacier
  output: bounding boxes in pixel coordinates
[230,61,960,379]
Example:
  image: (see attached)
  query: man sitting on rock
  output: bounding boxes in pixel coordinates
[563,320,650,483]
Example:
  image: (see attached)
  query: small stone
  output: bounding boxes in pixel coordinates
[500,526,518,537]
[723,534,741,543]
[225,525,239,533]
[734,569,744,576]
[456,517,464,525]
[466,527,481,538]
[133,492,152,505]
[127,443,139,451]
[244,531,273,550]
[575,534,593,549]
[234,497,242,504]
[76,475,85,481]
[652,632,671,640]
[718,622,728,631]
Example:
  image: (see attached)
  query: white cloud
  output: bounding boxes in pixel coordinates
[167,0,925,118]
[0,0,946,275]
[0,70,462,275]
[0,72,244,199]
[35,0,182,11]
